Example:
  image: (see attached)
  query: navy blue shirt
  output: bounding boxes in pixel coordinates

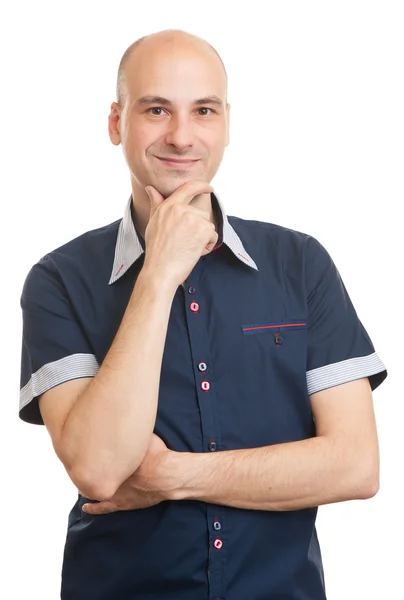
[19,192,387,600]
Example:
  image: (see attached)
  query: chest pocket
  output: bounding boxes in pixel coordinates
[241,318,308,379]
[230,317,310,447]
[242,319,307,339]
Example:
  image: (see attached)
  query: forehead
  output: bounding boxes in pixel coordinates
[124,41,227,102]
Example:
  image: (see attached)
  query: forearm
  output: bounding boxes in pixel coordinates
[62,268,176,498]
[170,435,378,510]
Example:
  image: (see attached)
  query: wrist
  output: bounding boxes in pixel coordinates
[137,266,177,298]
[166,451,207,502]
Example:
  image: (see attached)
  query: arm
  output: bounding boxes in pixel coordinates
[40,269,175,500]
[167,378,379,510]
[35,181,217,501]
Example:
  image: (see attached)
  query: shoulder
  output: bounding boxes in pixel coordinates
[21,217,121,296]
[228,214,318,255]
[227,216,334,283]
[46,218,121,264]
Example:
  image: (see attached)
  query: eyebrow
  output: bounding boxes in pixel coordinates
[136,95,224,107]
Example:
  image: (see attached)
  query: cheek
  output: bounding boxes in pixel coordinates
[208,132,227,160]
[124,125,153,156]
[205,125,227,149]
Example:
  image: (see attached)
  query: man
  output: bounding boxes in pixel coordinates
[19,29,387,600]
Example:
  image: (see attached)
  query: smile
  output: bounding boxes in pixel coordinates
[155,156,200,167]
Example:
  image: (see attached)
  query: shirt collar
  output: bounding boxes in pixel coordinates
[108,191,258,285]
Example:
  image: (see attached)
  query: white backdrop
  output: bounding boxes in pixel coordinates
[1,1,402,599]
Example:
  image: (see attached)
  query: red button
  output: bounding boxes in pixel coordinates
[201,380,210,392]
[213,538,223,550]
[190,302,199,313]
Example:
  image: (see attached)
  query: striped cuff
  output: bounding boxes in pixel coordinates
[20,353,99,411]
[306,352,386,396]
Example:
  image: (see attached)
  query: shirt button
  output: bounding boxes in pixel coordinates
[188,285,196,294]
[201,380,210,392]
[213,538,223,550]
[190,302,199,313]
[198,362,207,372]
[274,333,283,345]
[209,441,217,452]
[213,521,221,531]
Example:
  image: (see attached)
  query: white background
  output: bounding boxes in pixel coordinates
[1,1,402,598]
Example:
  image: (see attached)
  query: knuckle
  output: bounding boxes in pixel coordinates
[203,222,213,235]
[171,203,184,218]
[183,210,194,224]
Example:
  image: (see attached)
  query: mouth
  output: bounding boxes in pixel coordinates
[155,156,200,168]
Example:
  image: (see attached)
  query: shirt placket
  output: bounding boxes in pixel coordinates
[182,261,226,600]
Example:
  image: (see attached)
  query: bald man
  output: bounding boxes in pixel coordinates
[19,29,387,600]
[111,30,229,241]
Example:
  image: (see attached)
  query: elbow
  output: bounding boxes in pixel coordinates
[68,454,146,501]
[59,450,118,500]
[352,459,380,500]
[59,440,147,501]
[357,468,380,499]
[69,467,120,502]
[84,484,117,502]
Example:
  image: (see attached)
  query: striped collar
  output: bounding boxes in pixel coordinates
[108,191,258,284]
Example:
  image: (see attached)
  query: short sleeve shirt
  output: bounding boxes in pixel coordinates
[19,192,387,600]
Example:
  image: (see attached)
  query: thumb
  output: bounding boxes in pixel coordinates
[145,186,164,215]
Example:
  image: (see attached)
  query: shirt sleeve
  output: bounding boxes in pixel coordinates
[305,236,387,396]
[19,254,99,425]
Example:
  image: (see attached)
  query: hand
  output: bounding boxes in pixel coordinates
[81,434,175,515]
[143,180,219,288]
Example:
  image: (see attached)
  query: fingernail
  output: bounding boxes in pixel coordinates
[82,504,88,511]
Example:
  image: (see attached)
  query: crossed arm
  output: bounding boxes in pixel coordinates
[36,268,379,514]
[82,377,379,514]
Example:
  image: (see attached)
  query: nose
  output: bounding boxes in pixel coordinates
[164,114,195,152]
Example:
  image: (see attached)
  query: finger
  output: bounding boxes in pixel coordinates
[145,186,165,218]
[201,229,219,255]
[182,204,212,222]
[82,501,118,515]
[164,180,213,206]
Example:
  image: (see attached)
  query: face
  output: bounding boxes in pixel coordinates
[108,39,230,199]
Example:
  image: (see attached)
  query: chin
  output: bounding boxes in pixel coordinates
[153,177,197,199]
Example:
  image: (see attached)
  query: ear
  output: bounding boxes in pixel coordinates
[225,103,231,147]
[108,102,121,146]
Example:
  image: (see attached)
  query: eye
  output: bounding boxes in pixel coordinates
[147,107,166,116]
[197,107,215,116]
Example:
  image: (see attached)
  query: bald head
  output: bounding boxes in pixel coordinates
[108,28,230,211]
[116,29,228,107]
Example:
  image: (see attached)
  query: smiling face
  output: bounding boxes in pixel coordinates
[108,32,230,200]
